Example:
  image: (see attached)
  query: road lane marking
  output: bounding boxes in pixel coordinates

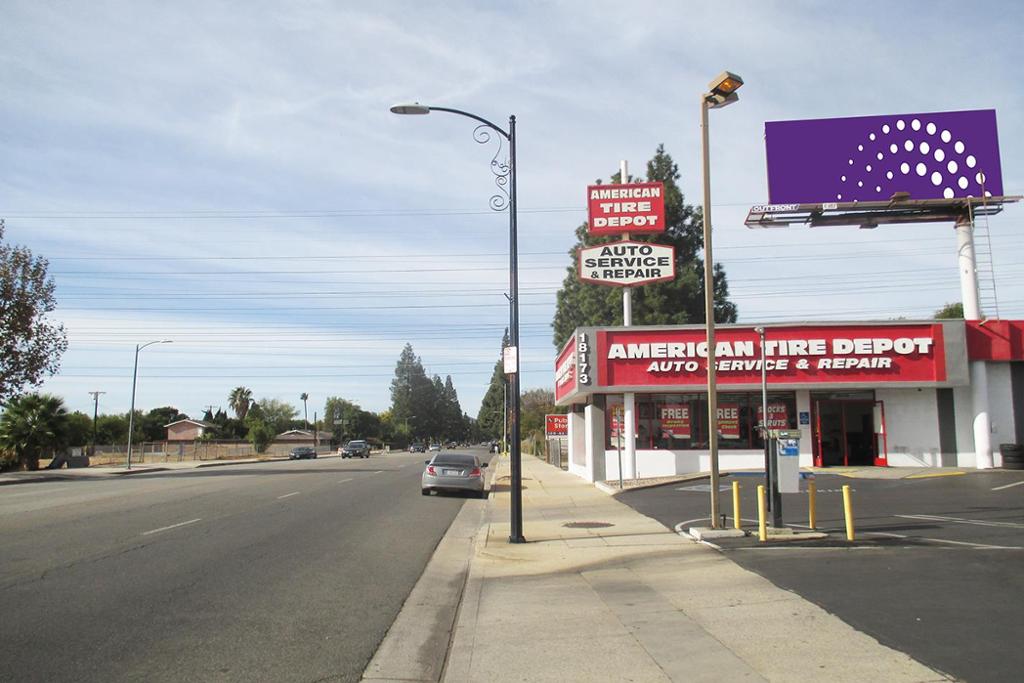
[991,480,1024,491]
[896,514,1024,529]
[277,491,300,499]
[337,478,353,484]
[904,471,966,479]
[142,518,202,536]
[0,486,68,497]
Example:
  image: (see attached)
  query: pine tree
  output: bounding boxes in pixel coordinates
[476,330,510,440]
[552,145,737,347]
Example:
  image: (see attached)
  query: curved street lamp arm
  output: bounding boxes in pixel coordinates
[426,106,510,140]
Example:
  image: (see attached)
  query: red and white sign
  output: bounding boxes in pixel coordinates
[587,182,666,235]
[579,240,675,287]
[545,414,568,437]
[554,337,578,403]
[756,403,788,429]
[596,324,948,388]
[717,403,741,439]
[660,404,691,438]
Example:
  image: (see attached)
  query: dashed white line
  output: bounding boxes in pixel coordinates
[337,478,353,484]
[991,480,1024,491]
[142,518,202,536]
[277,491,300,499]
[897,514,1024,529]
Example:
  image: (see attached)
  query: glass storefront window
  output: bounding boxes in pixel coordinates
[605,392,797,450]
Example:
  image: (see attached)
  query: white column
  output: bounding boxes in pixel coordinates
[955,216,992,469]
[584,401,607,483]
[624,393,637,478]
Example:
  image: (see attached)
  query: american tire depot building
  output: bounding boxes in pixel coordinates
[554,319,1024,482]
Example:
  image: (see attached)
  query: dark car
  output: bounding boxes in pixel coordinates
[288,446,317,460]
[341,439,370,459]
[408,443,426,453]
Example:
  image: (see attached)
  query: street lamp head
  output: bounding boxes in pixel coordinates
[704,71,743,109]
[390,102,430,115]
[708,71,743,96]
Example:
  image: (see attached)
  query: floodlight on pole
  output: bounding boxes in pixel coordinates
[391,101,525,543]
[700,71,743,529]
[126,339,172,470]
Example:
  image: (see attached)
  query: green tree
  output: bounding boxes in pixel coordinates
[934,302,964,319]
[476,330,510,441]
[441,375,466,441]
[228,386,253,420]
[246,419,275,454]
[389,344,434,439]
[324,396,380,444]
[521,388,561,442]
[255,398,298,434]
[0,222,68,404]
[0,393,70,470]
[96,413,129,445]
[65,411,93,449]
[552,146,737,346]
[140,406,182,441]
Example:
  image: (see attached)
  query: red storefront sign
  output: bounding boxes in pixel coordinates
[587,182,666,235]
[554,336,577,402]
[545,414,568,437]
[660,403,691,438]
[717,403,740,439]
[756,403,788,429]
[597,324,947,387]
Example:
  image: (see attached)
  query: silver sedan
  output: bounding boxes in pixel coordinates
[421,453,488,498]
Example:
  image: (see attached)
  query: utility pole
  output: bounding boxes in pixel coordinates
[88,391,106,457]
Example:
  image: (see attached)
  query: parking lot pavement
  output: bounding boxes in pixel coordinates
[619,469,1024,683]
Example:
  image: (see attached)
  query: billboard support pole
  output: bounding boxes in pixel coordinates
[956,210,994,469]
[700,96,721,529]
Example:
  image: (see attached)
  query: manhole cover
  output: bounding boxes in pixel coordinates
[562,521,615,529]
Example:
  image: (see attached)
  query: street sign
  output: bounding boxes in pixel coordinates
[503,345,518,374]
[578,240,675,287]
[587,182,666,235]
[545,414,568,437]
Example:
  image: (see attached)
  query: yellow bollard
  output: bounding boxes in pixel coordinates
[757,484,767,542]
[808,479,817,530]
[732,480,741,530]
[842,484,855,541]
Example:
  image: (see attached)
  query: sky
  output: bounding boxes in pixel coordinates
[2,0,1022,423]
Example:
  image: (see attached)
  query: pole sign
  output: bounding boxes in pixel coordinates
[578,240,675,287]
[545,414,568,438]
[587,182,666,235]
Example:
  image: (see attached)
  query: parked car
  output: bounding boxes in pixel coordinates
[288,446,317,460]
[421,453,487,497]
[408,443,426,453]
[340,439,370,459]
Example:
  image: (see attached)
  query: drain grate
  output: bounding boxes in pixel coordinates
[562,521,615,529]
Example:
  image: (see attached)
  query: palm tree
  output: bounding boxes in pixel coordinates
[300,393,309,431]
[0,393,70,471]
[228,387,253,421]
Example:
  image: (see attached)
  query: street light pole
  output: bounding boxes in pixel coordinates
[126,340,171,470]
[88,390,105,458]
[699,72,743,529]
[391,102,525,543]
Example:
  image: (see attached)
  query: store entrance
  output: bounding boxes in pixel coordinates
[813,393,884,467]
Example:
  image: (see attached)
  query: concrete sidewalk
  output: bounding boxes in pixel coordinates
[440,456,950,682]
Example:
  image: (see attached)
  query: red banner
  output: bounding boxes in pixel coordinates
[545,414,568,437]
[597,325,946,388]
[717,403,741,439]
[756,403,788,429]
[660,403,691,438]
[587,182,665,236]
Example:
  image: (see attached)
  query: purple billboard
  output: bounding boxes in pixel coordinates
[766,109,1003,204]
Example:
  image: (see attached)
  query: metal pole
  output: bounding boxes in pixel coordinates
[508,115,525,543]
[757,327,771,508]
[89,391,105,458]
[700,97,720,528]
[126,344,140,470]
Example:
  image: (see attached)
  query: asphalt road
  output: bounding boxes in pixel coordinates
[0,450,487,683]
[619,469,1024,683]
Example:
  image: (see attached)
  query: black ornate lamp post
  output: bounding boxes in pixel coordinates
[390,103,525,543]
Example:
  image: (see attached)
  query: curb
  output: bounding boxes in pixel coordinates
[595,471,711,496]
